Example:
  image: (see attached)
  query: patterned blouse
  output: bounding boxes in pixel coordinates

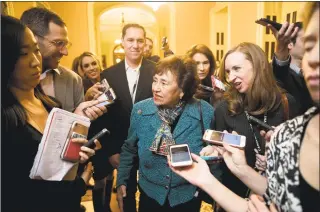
[264,107,319,212]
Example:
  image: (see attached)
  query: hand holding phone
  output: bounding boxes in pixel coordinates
[84,128,110,149]
[211,76,226,91]
[203,130,246,148]
[61,122,89,162]
[169,144,193,167]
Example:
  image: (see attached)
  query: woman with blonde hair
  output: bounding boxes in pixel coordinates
[78,51,103,93]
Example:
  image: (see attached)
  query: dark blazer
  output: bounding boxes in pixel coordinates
[91,59,156,158]
[272,59,313,115]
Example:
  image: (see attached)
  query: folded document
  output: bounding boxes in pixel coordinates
[29,108,91,181]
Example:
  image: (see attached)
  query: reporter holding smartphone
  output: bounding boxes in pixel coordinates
[210,42,299,204]
[169,2,320,211]
[116,56,221,212]
[1,15,106,212]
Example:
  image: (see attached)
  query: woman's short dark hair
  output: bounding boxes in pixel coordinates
[186,44,216,87]
[155,55,200,102]
[1,15,59,130]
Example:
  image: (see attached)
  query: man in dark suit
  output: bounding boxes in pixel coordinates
[269,21,313,115]
[89,23,155,212]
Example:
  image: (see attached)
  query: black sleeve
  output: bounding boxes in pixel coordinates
[286,93,300,119]
[211,101,229,131]
[272,57,291,87]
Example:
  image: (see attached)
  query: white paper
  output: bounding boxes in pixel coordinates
[29,108,91,181]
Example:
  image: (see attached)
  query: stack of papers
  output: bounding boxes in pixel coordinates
[29,108,91,181]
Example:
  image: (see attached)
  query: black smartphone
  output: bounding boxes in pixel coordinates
[248,116,274,131]
[199,84,214,92]
[84,128,110,149]
[255,18,282,30]
[255,18,300,31]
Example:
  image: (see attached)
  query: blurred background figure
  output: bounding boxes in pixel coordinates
[186,44,216,104]
[78,51,102,93]
[144,37,160,63]
[72,56,85,79]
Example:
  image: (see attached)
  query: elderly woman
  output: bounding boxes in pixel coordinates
[116,55,220,211]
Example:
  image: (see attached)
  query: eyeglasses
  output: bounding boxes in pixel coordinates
[35,34,72,50]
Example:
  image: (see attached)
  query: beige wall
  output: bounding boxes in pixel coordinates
[10,2,34,18]
[50,2,90,69]
[174,2,212,55]
[228,2,259,49]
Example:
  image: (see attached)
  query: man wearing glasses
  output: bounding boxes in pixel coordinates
[21,7,84,112]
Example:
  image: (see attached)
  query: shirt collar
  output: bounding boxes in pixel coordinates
[290,63,301,75]
[125,58,142,72]
[40,68,61,80]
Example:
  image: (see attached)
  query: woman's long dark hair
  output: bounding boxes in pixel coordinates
[1,15,59,130]
[186,44,216,87]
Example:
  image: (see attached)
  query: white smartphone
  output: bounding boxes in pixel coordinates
[203,129,246,148]
[169,144,193,167]
[95,88,117,107]
[211,76,226,91]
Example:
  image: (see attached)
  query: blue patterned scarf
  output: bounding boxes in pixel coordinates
[149,101,186,156]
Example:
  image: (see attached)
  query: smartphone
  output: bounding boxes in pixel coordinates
[255,18,300,31]
[95,88,117,107]
[84,128,110,149]
[203,130,246,148]
[248,116,274,131]
[169,144,193,167]
[199,84,214,92]
[211,76,226,91]
[200,155,223,161]
[61,122,89,162]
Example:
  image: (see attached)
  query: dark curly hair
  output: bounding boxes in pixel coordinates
[154,55,200,102]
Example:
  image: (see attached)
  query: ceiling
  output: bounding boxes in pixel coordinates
[99,7,156,31]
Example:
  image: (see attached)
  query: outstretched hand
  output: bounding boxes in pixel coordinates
[167,153,212,188]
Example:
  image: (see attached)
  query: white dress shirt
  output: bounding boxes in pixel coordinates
[125,59,142,103]
[40,68,61,97]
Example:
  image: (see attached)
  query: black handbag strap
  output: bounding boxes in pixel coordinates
[197,100,206,147]
[198,100,205,134]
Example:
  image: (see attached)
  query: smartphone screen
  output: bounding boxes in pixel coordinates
[171,146,191,163]
[210,131,241,145]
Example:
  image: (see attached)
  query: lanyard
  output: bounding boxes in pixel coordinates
[244,111,267,155]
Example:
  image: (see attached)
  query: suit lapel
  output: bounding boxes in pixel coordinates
[116,61,133,110]
[135,59,151,103]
